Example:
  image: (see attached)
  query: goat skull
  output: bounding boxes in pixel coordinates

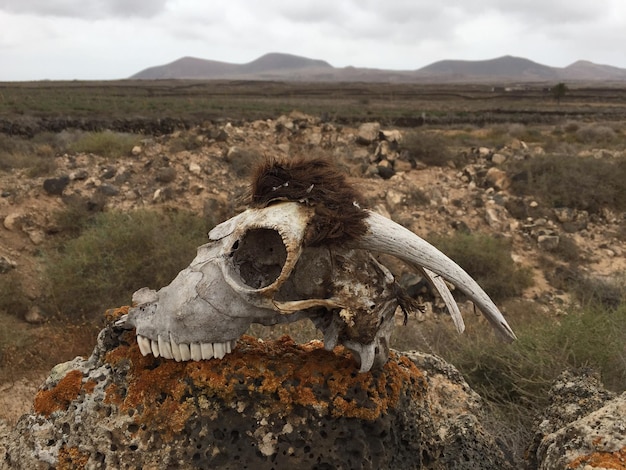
[119,201,516,372]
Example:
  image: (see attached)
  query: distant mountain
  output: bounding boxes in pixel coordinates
[562,60,626,81]
[239,53,332,73]
[413,55,559,81]
[133,57,238,80]
[132,53,333,80]
[131,53,626,82]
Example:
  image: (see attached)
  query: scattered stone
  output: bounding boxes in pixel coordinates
[0,255,16,273]
[377,164,395,180]
[356,122,381,145]
[538,234,560,251]
[554,207,575,223]
[375,141,394,160]
[69,169,89,181]
[152,187,175,203]
[491,153,507,165]
[24,306,46,324]
[188,162,202,175]
[484,206,502,229]
[477,147,491,157]
[209,127,229,142]
[275,114,295,131]
[114,169,132,185]
[3,212,22,231]
[306,130,322,146]
[131,145,142,156]
[385,189,405,211]
[394,160,412,173]
[484,167,511,190]
[25,229,45,246]
[155,167,177,183]
[380,129,402,144]
[100,166,116,180]
[43,176,70,196]
[509,139,527,151]
[97,183,120,197]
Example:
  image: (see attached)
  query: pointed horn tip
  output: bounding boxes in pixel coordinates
[504,327,518,342]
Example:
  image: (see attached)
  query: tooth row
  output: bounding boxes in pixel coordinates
[136,334,237,361]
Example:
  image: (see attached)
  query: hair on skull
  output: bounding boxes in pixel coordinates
[249,157,368,246]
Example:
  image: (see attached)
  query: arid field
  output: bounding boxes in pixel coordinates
[1,80,625,464]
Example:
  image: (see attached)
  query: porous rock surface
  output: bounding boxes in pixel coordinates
[528,370,626,470]
[2,308,513,470]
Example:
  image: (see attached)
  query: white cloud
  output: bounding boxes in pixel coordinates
[0,0,624,80]
[0,0,169,19]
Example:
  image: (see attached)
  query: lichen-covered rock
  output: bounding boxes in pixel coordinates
[538,394,626,470]
[2,308,513,469]
[528,370,626,470]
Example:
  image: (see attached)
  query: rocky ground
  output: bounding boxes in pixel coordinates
[1,112,625,426]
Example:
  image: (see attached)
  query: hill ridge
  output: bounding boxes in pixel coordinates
[131,52,626,82]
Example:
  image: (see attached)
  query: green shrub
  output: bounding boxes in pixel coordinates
[443,302,626,400]
[0,272,29,318]
[44,209,214,320]
[575,124,617,144]
[549,267,625,309]
[0,134,57,175]
[507,154,626,214]
[224,146,263,177]
[506,123,542,142]
[65,130,141,159]
[427,232,533,301]
[392,299,626,461]
[400,130,455,167]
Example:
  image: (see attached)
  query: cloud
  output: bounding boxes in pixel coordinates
[0,0,625,80]
[0,0,170,19]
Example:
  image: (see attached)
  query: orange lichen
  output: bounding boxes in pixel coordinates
[567,446,626,470]
[34,369,85,417]
[57,445,89,470]
[103,332,426,438]
[104,305,130,323]
[82,379,97,395]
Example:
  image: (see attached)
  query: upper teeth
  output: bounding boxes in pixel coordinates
[136,334,237,361]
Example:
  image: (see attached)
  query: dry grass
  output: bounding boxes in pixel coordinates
[427,232,534,301]
[392,298,626,461]
[43,208,213,320]
[507,153,626,214]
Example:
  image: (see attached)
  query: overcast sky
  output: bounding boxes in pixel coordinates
[1,0,625,81]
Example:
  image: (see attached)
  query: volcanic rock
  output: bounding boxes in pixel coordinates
[2,307,514,469]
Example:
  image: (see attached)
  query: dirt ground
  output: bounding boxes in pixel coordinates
[1,116,625,425]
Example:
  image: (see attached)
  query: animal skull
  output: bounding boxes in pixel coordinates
[119,200,516,373]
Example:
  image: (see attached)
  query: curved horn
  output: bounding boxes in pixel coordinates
[353,211,516,341]
[421,267,465,334]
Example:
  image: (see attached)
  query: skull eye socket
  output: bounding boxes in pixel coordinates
[231,228,287,289]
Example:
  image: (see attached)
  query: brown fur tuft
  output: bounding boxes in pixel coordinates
[249,158,368,246]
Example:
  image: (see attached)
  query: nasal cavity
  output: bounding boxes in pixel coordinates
[231,228,288,289]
